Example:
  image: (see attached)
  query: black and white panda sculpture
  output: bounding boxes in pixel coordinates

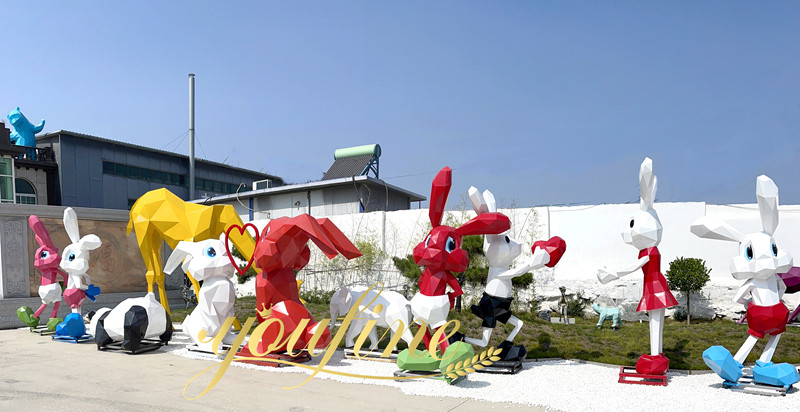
[89,292,172,353]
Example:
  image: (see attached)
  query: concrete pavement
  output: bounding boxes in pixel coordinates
[0,329,549,412]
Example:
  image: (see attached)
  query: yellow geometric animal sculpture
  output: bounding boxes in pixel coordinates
[127,188,257,316]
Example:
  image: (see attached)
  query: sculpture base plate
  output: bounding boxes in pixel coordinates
[722,375,792,397]
[618,366,667,386]
[235,345,312,367]
[344,348,400,362]
[52,334,93,344]
[30,326,55,336]
[393,369,465,385]
[99,339,164,355]
[186,344,232,358]
[475,359,523,374]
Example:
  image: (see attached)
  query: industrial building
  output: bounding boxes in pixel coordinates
[33,130,283,210]
[195,144,426,221]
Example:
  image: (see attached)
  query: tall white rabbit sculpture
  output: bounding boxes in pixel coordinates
[597,158,677,376]
[55,207,102,339]
[164,237,237,353]
[463,187,563,363]
[692,175,799,387]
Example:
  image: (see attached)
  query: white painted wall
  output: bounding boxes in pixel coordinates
[239,201,800,319]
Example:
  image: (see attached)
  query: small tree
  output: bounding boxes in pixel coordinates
[666,257,711,324]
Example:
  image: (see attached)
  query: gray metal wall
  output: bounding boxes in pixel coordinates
[42,133,274,210]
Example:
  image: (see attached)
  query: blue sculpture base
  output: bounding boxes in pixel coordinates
[52,334,93,344]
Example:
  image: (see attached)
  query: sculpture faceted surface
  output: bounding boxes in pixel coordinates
[7,107,44,147]
[597,158,676,376]
[91,293,172,353]
[241,214,361,356]
[463,186,566,367]
[17,215,67,331]
[692,175,799,387]
[164,238,236,352]
[128,188,257,315]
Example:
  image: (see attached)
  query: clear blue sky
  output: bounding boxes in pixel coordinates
[3,2,799,208]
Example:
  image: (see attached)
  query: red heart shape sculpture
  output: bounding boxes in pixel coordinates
[225,223,260,277]
[533,236,566,268]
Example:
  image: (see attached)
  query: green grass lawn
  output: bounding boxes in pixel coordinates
[169,296,800,370]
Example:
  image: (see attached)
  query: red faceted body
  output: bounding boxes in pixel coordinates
[248,215,361,353]
[636,247,678,312]
[411,167,511,352]
[747,302,789,339]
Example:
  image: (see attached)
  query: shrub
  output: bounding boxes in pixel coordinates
[231,246,257,284]
[566,292,591,318]
[666,257,711,324]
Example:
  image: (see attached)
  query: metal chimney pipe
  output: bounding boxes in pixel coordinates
[188,73,196,200]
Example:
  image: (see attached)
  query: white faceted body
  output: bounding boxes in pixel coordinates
[691,175,793,366]
[90,293,168,341]
[410,293,450,329]
[329,285,413,350]
[464,186,550,347]
[38,283,62,304]
[183,277,236,351]
[163,237,237,352]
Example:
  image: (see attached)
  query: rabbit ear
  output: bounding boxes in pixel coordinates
[639,158,656,211]
[456,212,510,237]
[28,215,54,248]
[78,235,102,251]
[756,175,779,236]
[63,207,81,244]
[691,217,746,243]
[429,167,452,227]
[468,186,489,214]
[316,218,362,260]
[164,241,194,274]
[483,190,497,213]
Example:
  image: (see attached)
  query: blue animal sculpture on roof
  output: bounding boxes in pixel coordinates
[7,107,45,147]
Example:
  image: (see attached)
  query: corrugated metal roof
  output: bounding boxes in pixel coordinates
[321,154,373,180]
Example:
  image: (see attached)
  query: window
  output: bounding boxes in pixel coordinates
[101,160,193,187]
[203,179,213,191]
[15,178,36,204]
[103,161,114,174]
[0,158,13,204]
[128,166,140,179]
[127,198,137,210]
[214,181,222,193]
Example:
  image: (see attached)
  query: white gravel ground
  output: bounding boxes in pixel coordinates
[162,326,800,411]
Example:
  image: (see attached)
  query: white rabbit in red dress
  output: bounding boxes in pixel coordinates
[597,157,677,375]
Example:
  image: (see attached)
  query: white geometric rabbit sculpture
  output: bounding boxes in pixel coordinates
[329,285,414,352]
[52,207,102,339]
[463,187,551,352]
[692,175,799,386]
[60,207,102,315]
[597,158,677,376]
[164,237,236,353]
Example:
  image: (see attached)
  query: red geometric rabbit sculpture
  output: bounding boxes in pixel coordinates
[410,167,511,353]
[244,214,361,355]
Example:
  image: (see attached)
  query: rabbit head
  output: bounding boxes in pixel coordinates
[468,186,522,268]
[413,167,511,273]
[622,157,662,250]
[254,215,361,273]
[59,208,101,275]
[691,175,793,281]
[164,237,234,282]
[29,215,61,271]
